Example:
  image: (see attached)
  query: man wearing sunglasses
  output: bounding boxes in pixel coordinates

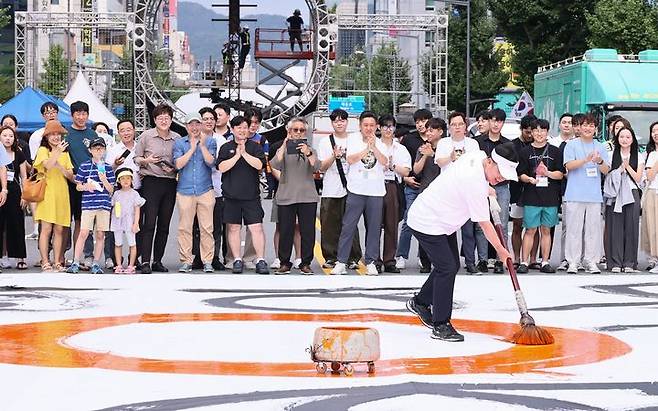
[270,117,318,274]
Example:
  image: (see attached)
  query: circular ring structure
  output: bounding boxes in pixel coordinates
[0,313,631,377]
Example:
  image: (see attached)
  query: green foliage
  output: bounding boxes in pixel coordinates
[440,0,507,112]
[149,50,186,102]
[488,0,596,92]
[39,45,68,97]
[586,0,658,54]
[112,46,134,118]
[0,7,10,30]
[330,42,411,114]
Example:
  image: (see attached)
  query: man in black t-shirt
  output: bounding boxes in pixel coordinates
[216,115,268,274]
[516,119,564,274]
[287,9,304,52]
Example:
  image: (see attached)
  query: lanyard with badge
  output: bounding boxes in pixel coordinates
[534,145,550,187]
[581,139,599,178]
[6,161,15,183]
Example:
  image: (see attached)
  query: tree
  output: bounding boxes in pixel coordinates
[112,46,134,118]
[0,7,10,29]
[330,42,412,114]
[39,45,68,97]
[587,0,658,54]
[488,0,597,92]
[434,0,507,113]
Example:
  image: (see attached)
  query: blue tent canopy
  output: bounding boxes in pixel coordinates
[0,86,74,133]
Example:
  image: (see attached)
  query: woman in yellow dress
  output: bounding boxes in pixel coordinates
[33,120,74,272]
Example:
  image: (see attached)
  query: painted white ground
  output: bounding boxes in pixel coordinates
[1,273,657,410]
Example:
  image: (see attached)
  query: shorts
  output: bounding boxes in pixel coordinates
[523,206,559,229]
[114,230,136,247]
[68,182,83,221]
[510,203,524,219]
[223,198,264,225]
[80,209,110,231]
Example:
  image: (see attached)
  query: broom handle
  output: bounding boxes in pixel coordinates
[492,223,521,292]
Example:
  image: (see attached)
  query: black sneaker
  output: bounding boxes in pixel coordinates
[140,262,152,274]
[151,261,169,273]
[431,322,465,342]
[212,257,225,271]
[419,264,431,273]
[384,264,400,273]
[465,263,478,274]
[232,259,244,274]
[540,263,556,273]
[322,259,336,269]
[255,259,270,275]
[517,263,529,274]
[406,297,433,329]
[493,260,504,274]
[476,260,488,273]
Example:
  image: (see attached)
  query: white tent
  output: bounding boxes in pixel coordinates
[64,71,120,133]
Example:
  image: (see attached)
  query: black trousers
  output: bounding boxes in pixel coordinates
[140,176,177,264]
[278,202,316,266]
[0,187,26,258]
[412,229,459,325]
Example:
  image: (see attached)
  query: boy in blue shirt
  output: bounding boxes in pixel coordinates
[67,137,116,274]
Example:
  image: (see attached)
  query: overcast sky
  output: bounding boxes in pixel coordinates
[188,0,338,17]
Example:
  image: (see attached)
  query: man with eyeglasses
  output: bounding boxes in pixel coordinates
[134,104,181,274]
[270,117,318,274]
[317,109,362,269]
[396,108,433,272]
[435,112,481,274]
[331,111,389,276]
[376,114,411,273]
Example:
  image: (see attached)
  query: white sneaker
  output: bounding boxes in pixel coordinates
[292,258,302,269]
[487,258,496,269]
[270,258,281,269]
[245,260,257,270]
[577,263,585,271]
[623,267,639,273]
[557,260,569,271]
[610,266,622,273]
[366,262,379,276]
[25,232,39,240]
[566,262,578,274]
[395,256,406,269]
[586,262,601,274]
[105,258,114,269]
[330,262,347,275]
[649,265,658,274]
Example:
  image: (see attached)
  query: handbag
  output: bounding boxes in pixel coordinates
[21,171,47,202]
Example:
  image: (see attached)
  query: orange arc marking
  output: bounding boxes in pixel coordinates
[0,313,631,377]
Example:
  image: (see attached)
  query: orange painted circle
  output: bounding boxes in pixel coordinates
[0,313,631,377]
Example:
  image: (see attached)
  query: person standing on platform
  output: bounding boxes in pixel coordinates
[239,26,250,70]
[287,9,304,52]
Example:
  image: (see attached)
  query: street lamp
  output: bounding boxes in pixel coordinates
[445,0,471,119]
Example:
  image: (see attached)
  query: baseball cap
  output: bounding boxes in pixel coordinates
[89,137,107,148]
[185,113,202,124]
[491,143,519,182]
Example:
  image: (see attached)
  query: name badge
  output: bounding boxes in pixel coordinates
[6,171,14,182]
[536,176,548,187]
[586,167,598,177]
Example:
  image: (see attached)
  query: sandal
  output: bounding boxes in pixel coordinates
[41,262,54,273]
[114,266,125,274]
[16,261,28,270]
[53,262,65,272]
[124,265,136,274]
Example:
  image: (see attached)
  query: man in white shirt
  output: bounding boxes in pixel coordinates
[331,111,389,276]
[548,113,574,148]
[435,112,482,273]
[377,114,411,273]
[406,143,516,342]
[317,109,362,269]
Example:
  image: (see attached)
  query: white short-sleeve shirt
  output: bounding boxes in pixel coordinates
[380,139,411,182]
[345,132,386,197]
[408,151,490,236]
[106,141,141,189]
[435,136,481,171]
[317,134,349,198]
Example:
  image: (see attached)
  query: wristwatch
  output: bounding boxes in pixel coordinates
[305,151,313,157]
[597,159,604,165]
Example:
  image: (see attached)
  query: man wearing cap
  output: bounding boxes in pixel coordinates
[173,113,217,273]
[239,26,250,70]
[405,143,517,342]
[287,9,304,52]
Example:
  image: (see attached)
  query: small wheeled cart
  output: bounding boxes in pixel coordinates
[309,326,380,376]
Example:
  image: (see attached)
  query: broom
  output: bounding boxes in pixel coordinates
[489,196,554,345]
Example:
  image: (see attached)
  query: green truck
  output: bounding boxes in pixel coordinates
[534,48,658,145]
